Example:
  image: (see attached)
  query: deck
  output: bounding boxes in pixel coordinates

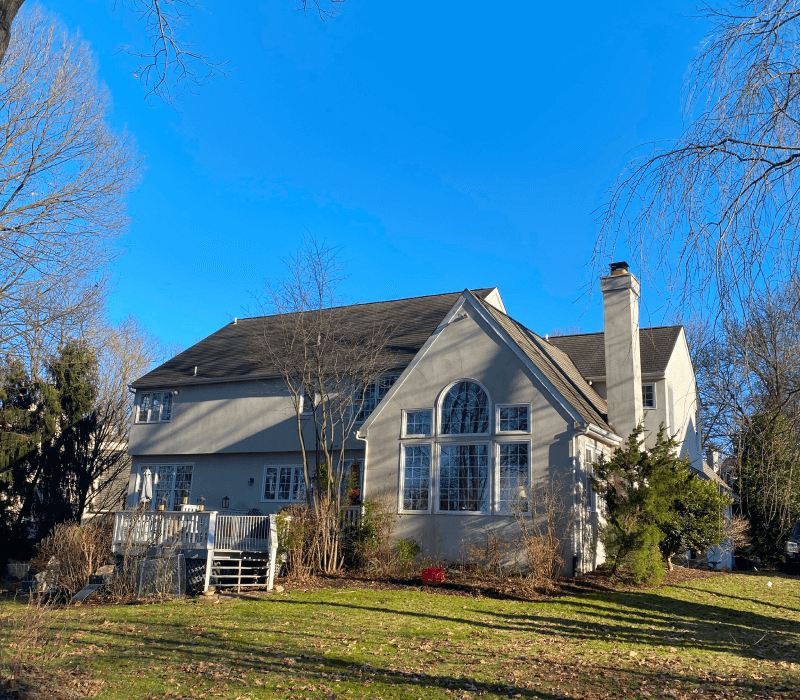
[111,506,362,591]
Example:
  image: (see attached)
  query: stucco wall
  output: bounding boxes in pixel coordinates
[128,451,364,514]
[360,300,579,568]
[128,378,347,456]
[663,329,703,470]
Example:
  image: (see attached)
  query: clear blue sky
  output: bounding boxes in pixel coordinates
[52,1,706,351]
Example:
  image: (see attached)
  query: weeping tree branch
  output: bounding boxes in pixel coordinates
[596,0,800,318]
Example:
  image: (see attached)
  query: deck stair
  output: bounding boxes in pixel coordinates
[209,550,272,591]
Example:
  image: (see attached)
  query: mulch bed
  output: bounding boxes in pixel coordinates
[228,565,726,602]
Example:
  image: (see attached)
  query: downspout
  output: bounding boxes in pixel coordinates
[355,428,368,504]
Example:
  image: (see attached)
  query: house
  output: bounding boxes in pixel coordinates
[123,262,710,577]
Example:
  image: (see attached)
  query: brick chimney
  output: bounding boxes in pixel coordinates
[601,262,643,439]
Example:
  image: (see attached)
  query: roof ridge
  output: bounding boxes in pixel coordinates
[473,297,610,430]
[233,288,497,322]
[550,324,684,339]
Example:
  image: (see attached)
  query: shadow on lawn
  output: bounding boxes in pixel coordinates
[85,620,790,699]
[267,585,798,664]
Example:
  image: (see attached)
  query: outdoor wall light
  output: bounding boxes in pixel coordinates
[222,496,230,509]
[248,478,255,486]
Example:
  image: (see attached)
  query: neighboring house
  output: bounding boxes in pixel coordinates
[125,263,707,575]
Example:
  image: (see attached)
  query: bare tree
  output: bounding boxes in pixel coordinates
[77,316,167,517]
[0,6,138,362]
[118,0,226,104]
[690,282,800,560]
[257,238,392,573]
[596,1,800,318]
[0,0,22,66]
[0,1,346,103]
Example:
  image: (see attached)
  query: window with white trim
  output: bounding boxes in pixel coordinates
[137,391,173,423]
[497,404,529,433]
[356,374,399,422]
[584,448,597,511]
[401,445,431,511]
[263,465,306,502]
[404,409,432,437]
[440,381,489,434]
[141,464,192,510]
[300,390,314,415]
[497,443,530,513]
[439,443,489,512]
[642,384,655,409]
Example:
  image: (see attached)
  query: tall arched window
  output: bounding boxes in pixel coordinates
[440,381,489,434]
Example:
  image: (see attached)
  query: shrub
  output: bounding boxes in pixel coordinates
[513,477,569,590]
[395,538,420,567]
[346,498,396,573]
[31,517,112,599]
[460,529,513,578]
[277,504,319,580]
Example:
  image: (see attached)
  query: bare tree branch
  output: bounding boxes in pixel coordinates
[596,0,800,318]
[117,0,228,104]
[0,6,139,364]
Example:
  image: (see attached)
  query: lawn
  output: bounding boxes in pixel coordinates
[2,571,799,700]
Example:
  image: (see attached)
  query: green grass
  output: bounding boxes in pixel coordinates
[3,572,800,699]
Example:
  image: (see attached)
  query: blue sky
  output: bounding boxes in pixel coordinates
[53,1,706,351]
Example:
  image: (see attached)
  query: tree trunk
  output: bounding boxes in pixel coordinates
[0,0,23,66]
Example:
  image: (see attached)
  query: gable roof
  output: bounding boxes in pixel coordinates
[474,297,612,432]
[547,326,683,379]
[131,289,498,389]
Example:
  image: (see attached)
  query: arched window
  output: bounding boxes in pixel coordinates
[440,381,489,434]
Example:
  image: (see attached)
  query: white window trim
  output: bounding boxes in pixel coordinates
[584,447,598,512]
[398,443,433,514]
[642,383,656,410]
[299,391,314,415]
[354,373,401,425]
[261,465,306,503]
[434,441,492,515]
[495,403,532,435]
[437,378,492,437]
[494,439,532,515]
[137,462,193,510]
[135,390,175,424]
[401,408,434,438]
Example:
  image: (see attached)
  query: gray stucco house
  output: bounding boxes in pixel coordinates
[125,263,717,576]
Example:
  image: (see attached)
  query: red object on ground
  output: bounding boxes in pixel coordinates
[422,567,446,586]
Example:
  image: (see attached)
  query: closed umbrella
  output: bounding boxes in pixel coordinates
[140,467,153,505]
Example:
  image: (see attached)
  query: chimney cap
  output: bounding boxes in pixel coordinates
[609,261,629,275]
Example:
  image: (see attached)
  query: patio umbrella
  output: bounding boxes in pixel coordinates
[140,467,153,504]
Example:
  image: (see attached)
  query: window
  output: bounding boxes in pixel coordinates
[141,464,192,510]
[642,384,655,409]
[300,391,314,415]
[404,409,432,437]
[263,466,306,502]
[584,448,597,511]
[401,445,431,511]
[439,444,489,512]
[137,391,173,423]
[356,374,399,422]
[441,381,489,434]
[497,443,530,513]
[497,404,530,433]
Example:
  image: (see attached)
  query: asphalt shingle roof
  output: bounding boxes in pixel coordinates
[134,288,679,438]
[132,289,497,388]
[547,326,682,379]
[475,298,612,431]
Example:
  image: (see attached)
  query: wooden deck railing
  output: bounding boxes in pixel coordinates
[111,510,216,553]
[215,514,272,551]
[112,506,363,555]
